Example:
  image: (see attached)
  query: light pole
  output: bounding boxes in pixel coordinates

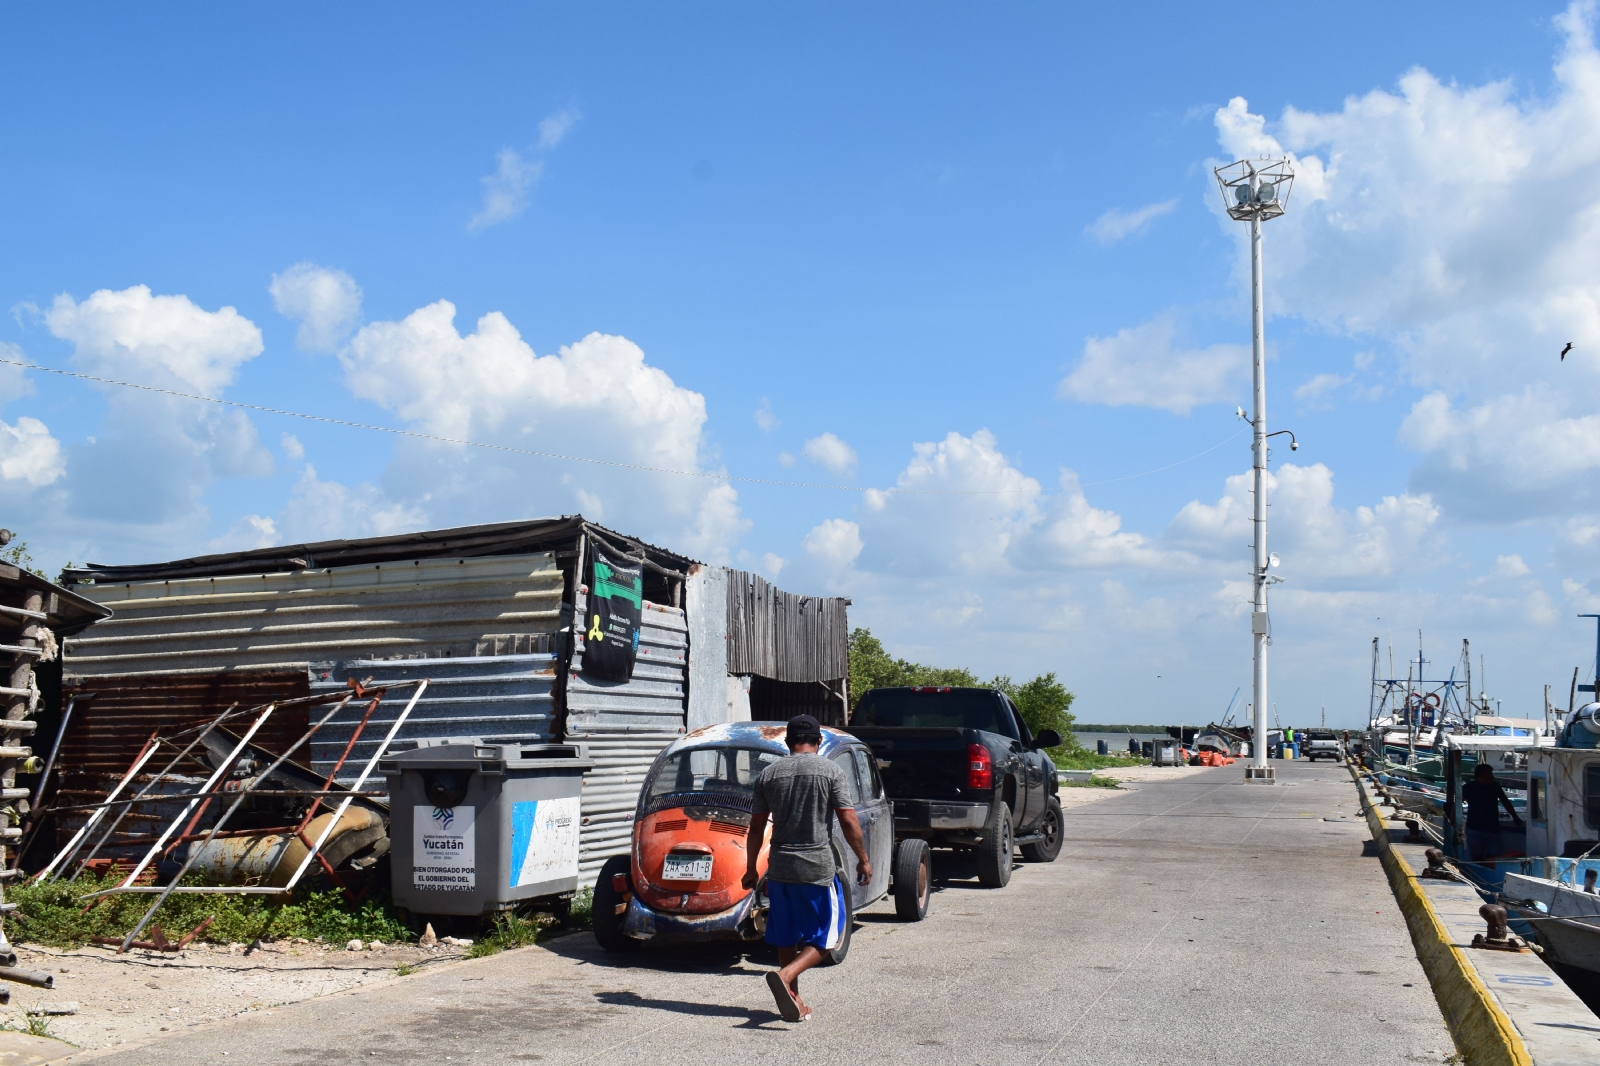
[1215,158,1294,783]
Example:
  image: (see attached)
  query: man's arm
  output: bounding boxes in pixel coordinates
[835,807,872,886]
[742,811,769,890]
[1498,784,1523,824]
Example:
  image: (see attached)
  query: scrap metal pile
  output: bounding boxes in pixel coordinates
[30,677,431,953]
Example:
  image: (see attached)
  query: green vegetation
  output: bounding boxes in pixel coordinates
[1059,776,1122,789]
[1051,749,1145,771]
[0,540,41,579]
[462,888,593,958]
[848,628,1080,760]
[465,913,546,958]
[3,1016,60,1041]
[848,628,984,699]
[6,873,413,949]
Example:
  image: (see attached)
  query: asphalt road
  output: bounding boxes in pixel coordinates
[84,760,1455,1066]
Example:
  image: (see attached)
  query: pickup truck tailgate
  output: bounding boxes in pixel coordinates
[846,726,969,799]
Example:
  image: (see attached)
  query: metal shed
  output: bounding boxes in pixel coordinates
[56,518,846,883]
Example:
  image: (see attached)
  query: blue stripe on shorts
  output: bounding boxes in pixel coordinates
[764,877,847,951]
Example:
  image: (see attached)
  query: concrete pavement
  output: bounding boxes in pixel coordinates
[78,761,1455,1065]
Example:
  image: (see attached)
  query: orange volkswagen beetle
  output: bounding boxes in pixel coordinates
[592,722,929,958]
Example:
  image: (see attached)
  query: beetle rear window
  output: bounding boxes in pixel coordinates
[647,747,784,806]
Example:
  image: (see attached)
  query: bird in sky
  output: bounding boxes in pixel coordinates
[1562,342,1574,361]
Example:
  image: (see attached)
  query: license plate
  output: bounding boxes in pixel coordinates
[662,854,713,881]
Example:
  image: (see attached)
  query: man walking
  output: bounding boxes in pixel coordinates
[743,714,872,1023]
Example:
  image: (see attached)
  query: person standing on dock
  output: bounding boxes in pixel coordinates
[744,714,872,1023]
[1462,762,1523,861]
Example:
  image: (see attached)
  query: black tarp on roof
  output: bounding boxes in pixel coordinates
[61,516,697,585]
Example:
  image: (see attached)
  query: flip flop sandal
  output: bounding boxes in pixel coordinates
[765,970,802,1023]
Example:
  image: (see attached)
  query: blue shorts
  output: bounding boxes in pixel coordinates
[1466,829,1500,861]
[764,877,848,951]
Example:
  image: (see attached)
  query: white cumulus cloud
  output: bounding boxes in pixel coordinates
[803,432,857,477]
[0,417,64,487]
[44,285,272,530]
[803,518,863,570]
[337,300,747,559]
[270,262,362,353]
[1061,315,1248,414]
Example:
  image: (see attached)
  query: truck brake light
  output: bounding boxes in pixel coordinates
[911,686,952,693]
[967,743,992,790]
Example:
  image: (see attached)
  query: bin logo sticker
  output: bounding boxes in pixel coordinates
[509,796,580,887]
[414,805,475,891]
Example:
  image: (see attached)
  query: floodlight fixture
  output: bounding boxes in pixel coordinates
[1215,157,1294,222]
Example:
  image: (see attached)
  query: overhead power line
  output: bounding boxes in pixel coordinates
[0,356,1244,497]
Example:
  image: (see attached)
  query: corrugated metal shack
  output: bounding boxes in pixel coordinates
[57,517,848,883]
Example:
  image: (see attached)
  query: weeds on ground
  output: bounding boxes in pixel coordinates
[463,888,593,959]
[465,913,545,958]
[2,1016,60,1040]
[1052,751,1145,771]
[1059,776,1122,789]
[394,962,418,976]
[7,872,413,949]
[567,886,593,930]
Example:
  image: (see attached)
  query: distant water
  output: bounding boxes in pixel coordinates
[1073,731,1170,753]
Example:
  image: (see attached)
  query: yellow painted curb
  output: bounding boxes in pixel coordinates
[1351,765,1531,1066]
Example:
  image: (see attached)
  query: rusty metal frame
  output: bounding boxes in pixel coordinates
[86,679,429,902]
[79,703,280,898]
[33,734,162,882]
[111,693,355,951]
[63,702,252,883]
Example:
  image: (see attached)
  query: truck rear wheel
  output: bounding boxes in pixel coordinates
[1020,797,1063,863]
[976,801,1014,888]
[893,838,931,920]
[592,855,641,953]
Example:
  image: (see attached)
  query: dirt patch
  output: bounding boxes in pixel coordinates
[0,938,469,1054]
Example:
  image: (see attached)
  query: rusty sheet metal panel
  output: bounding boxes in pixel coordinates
[62,554,566,678]
[59,670,312,780]
[724,570,848,683]
[306,655,558,785]
[567,592,687,882]
[52,773,222,862]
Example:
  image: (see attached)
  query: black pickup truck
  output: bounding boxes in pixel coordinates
[844,686,1064,888]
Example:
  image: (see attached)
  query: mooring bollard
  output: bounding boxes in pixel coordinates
[1470,903,1525,952]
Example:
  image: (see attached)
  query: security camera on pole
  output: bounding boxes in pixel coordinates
[1214,157,1296,784]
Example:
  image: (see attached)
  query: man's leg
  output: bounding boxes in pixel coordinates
[777,944,826,1014]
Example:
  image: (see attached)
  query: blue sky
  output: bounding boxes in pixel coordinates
[1,2,1596,726]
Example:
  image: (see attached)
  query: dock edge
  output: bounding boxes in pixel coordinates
[1351,763,1532,1066]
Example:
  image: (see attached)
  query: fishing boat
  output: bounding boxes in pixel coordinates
[1500,871,1600,974]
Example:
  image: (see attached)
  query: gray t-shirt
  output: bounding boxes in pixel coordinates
[752,752,852,886]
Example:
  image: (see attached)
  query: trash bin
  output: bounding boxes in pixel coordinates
[383,738,594,917]
[1151,738,1181,766]
[1096,739,1108,756]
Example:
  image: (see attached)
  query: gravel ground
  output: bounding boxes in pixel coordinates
[0,937,469,1054]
